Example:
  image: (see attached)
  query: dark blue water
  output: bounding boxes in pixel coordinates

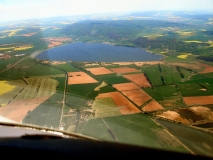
[36,42,163,62]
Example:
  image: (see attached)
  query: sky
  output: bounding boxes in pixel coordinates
[0,0,212,22]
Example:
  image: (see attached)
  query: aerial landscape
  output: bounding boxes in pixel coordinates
[0,0,213,158]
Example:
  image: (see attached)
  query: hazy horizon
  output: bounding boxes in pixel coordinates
[0,0,212,22]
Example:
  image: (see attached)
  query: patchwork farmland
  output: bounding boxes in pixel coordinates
[96,92,140,114]
[123,73,151,88]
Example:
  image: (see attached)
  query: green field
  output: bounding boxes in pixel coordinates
[92,98,121,118]
[66,83,100,98]
[22,91,62,129]
[98,85,116,93]
[0,85,23,106]
[161,65,182,83]
[53,77,65,91]
[82,113,189,153]
[163,75,175,85]
[142,65,163,86]
[143,86,180,101]
[157,119,213,157]
[159,99,186,109]
[190,72,213,80]
[177,81,213,97]
[15,77,58,100]
[96,74,130,84]
[25,63,64,76]
[54,63,80,72]
[66,93,87,108]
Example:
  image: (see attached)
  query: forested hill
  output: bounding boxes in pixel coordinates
[62,20,191,39]
[61,19,212,56]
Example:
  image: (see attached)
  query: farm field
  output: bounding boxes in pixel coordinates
[190,106,213,121]
[175,108,206,123]
[123,73,151,88]
[96,74,130,84]
[112,82,140,91]
[92,97,121,118]
[183,96,213,105]
[86,67,113,75]
[178,82,213,97]
[0,97,49,122]
[68,72,98,84]
[159,98,186,109]
[96,92,140,114]
[16,77,58,100]
[157,119,213,157]
[143,86,180,101]
[110,67,140,74]
[94,81,107,91]
[54,63,80,72]
[156,110,190,124]
[66,93,87,108]
[142,100,164,112]
[0,81,16,95]
[22,92,63,129]
[121,89,151,106]
[190,72,213,80]
[25,63,64,76]
[66,83,100,98]
[199,63,213,74]
[0,85,24,106]
[82,113,189,153]
[98,84,116,93]
[160,64,183,83]
[142,65,162,86]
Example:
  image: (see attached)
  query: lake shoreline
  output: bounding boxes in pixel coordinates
[36,42,164,62]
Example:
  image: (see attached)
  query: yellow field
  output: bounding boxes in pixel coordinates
[0,44,33,51]
[94,81,107,91]
[177,53,192,59]
[0,47,15,50]
[176,31,194,36]
[207,41,213,47]
[14,46,33,51]
[8,29,22,37]
[143,34,164,40]
[183,40,202,43]
[0,36,6,38]
[0,81,16,95]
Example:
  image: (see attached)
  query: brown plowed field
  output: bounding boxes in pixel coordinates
[122,89,151,106]
[176,108,205,122]
[113,82,140,91]
[142,100,164,112]
[110,67,140,74]
[86,67,113,75]
[199,63,213,73]
[157,110,190,124]
[0,97,49,122]
[96,92,140,114]
[68,72,98,84]
[190,106,213,121]
[123,73,151,88]
[183,96,213,105]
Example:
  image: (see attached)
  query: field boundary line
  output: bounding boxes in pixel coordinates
[151,117,195,155]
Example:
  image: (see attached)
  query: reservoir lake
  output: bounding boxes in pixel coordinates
[36,42,163,62]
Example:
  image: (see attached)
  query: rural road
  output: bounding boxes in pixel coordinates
[0,55,30,74]
[59,71,68,129]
